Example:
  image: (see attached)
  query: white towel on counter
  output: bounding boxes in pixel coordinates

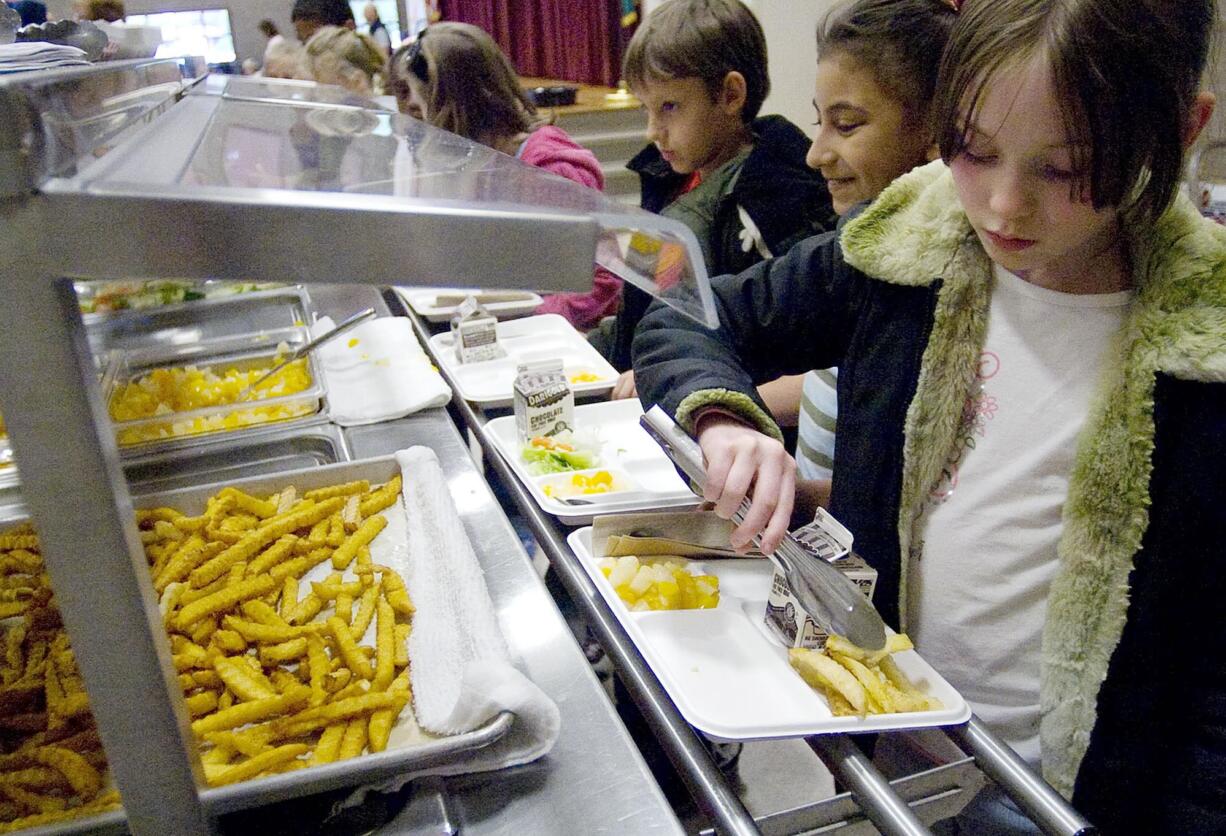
[393,446,560,773]
[337,447,560,813]
[0,42,90,73]
[311,316,450,425]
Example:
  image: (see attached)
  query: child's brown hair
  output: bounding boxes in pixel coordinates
[388,23,546,145]
[622,0,769,124]
[817,0,957,135]
[934,0,1215,224]
[81,0,124,22]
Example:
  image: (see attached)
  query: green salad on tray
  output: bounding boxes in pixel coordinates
[521,432,600,475]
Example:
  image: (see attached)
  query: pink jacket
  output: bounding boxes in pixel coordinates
[521,126,622,330]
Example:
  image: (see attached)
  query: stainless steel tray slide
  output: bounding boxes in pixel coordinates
[83,285,314,356]
[0,455,515,834]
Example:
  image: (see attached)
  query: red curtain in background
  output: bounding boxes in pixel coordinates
[438,0,626,87]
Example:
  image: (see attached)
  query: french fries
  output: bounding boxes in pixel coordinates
[788,633,943,717]
[0,526,118,829]
[0,471,417,821]
[143,476,415,786]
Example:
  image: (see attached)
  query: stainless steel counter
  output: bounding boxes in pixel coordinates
[320,286,683,835]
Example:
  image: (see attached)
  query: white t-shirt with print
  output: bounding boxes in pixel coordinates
[907,264,1132,767]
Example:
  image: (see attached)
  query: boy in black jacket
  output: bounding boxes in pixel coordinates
[597,0,836,390]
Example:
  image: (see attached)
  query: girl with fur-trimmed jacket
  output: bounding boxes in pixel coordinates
[637,159,1226,831]
[634,2,1226,829]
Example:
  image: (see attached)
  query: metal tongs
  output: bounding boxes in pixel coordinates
[236,308,376,401]
[640,406,888,650]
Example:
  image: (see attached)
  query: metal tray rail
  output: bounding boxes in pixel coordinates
[703,756,984,836]
[398,297,1098,836]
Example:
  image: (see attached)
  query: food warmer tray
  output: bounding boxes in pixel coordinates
[1,456,515,834]
[83,285,314,357]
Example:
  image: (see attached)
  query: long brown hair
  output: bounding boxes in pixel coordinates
[389,23,546,145]
[934,0,1215,224]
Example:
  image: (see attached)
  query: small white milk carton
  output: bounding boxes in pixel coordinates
[513,360,574,443]
[764,508,878,649]
[451,295,503,364]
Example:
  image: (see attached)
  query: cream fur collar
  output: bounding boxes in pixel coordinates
[842,159,1226,796]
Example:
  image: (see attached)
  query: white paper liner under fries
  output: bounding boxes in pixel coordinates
[389,447,559,773]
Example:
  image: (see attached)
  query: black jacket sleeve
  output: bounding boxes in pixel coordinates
[632,228,865,421]
[1074,375,1226,834]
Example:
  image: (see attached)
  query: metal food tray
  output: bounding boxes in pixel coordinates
[0,423,346,524]
[142,456,515,813]
[124,422,351,495]
[1,456,516,835]
[82,285,312,356]
[102,327,328,451]
[0,437,14,488]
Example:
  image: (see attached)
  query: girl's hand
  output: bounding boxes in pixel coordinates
[611,370,637,400]
[695,414,796,555]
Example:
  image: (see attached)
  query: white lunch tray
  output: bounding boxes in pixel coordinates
[428,314,617,407]
[486,399,701,525]
[396,286,543,322]
[567,527,970,741]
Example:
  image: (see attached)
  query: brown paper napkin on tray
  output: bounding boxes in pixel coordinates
[592,510,764,559]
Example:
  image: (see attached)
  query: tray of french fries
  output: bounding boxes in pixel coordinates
[567,527,970,741]
[0,457,513,833]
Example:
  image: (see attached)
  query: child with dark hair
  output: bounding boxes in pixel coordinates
[635,0,1225,832]
[600,0,836,395]
[387,24,622,330]
[759,0,957,508]
[75,0,123,22]
[290,0,354,43]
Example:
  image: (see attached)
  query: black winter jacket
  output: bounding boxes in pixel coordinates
[601,115,836,370]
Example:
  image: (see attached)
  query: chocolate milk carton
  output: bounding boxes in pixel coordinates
[451,296,503,364]
[765,508,878,649]
[513,360,574,443]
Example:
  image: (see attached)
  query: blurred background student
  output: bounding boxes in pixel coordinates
[259,19,303,80]
[73,0,121,23]
[6,0,46,27]
[288,0,381,94]
[363,3,391,57]
[75,0,160,59]
[290,0,354,44]
[387,23,621,330]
